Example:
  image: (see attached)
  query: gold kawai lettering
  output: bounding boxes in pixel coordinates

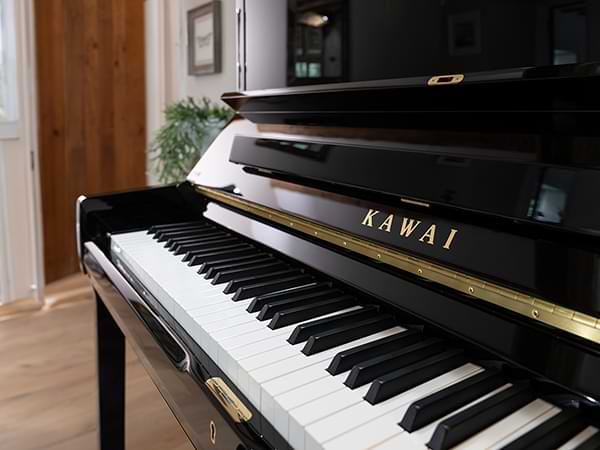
[361,209,380,227]
[399,218,421,238]
[378,214,394,233]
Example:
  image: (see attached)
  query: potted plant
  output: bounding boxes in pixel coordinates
[152,97,233,184]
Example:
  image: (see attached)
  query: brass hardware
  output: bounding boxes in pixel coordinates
[401,198,431,208]
[195,185,600,346]
[532,309,540,319]
[205,378,252,423]
[209,420,217,445]
[360,209,457,251]
[427,74,465,86]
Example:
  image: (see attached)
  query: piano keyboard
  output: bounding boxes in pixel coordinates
[110,220,599,450]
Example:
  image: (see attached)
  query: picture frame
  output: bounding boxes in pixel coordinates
[448,10,482,56]
[187,1,221,76]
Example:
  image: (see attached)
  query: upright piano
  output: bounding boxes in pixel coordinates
[78,1,600,449]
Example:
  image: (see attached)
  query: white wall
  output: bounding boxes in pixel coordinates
[145,0,237,184]
[181,0,237,104]
[0,0,41,303]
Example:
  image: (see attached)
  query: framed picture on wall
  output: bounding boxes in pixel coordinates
[187,1,221,76]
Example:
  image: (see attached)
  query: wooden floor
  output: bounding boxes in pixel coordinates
[0,278,194,450]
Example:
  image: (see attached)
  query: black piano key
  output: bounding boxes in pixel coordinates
[400,369,505,432]
[258,290,346,321]
[165,229,227,246]
[183,243,253,263]
[169,232,231,251]
[500,409,587,450]
[302,314,397,356]
[247,283,335,313]
[212,262,289,285]
[173,236,238,254]
[182,242,250,262]
[155,225,213,242]
[205,256,277,279]
[364,348,466,405]
[223,269,303,294]
[197,252,270,274]
[232,274,315,301]
[573,432,600,450]
[344,337,445,388]
[148,221,207,235]
[188,248,259,267]
[327,329,423,376]
[426,381,534,450]
[287,306,379,345]
[268,295,357,329]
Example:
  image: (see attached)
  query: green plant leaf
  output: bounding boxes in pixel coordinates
[151,96,234,184]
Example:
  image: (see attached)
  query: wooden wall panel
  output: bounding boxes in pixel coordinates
[35,0,146,283]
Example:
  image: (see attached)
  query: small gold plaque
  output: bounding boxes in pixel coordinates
[206,377,253,423]
[428,74,465,86]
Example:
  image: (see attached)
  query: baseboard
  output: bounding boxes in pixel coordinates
[44,273,93,308]
[0,273,93,321]
[0,298,41,321]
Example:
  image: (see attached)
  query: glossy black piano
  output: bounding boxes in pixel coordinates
[78,1,600,449]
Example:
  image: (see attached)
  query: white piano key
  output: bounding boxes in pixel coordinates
[557,426,599,450]
[454,399,558,450]
[171,287,227,311]
[322,405,402,450]
[341,383,512,450]
[218,327,295,382]
[272,371,348,438]
[227,331,292,361]
[178,299,253,350]
[230,307,363,396]
[215,303,361,387]
[368,433,409,450]
[220,304,360,353]
[267,327,406,439]
[184,297,249,317]
[300,364,482,450]
[202,310,258,332]
[245,323,378,405]
[485,407,562,450]
[239,343,302,372]
[259,329,405,432]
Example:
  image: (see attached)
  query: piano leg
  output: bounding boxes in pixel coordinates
[95,293,125,450]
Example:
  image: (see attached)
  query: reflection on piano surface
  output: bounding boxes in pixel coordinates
[78,1,600,449]
[79,115,600,450]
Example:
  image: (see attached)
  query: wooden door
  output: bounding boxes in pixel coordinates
[35,0,146,282]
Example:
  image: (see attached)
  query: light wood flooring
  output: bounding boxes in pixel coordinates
[0,275,194,450]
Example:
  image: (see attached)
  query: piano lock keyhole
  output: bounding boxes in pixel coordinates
[209,420,217,445]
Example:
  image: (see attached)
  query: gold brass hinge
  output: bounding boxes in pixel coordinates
[428,74,465,86]
[195,185,600,347]
[206,377,252,423]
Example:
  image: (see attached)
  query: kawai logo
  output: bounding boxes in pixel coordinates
[360,209,459,251]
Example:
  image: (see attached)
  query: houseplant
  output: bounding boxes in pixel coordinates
[152,97,233,184]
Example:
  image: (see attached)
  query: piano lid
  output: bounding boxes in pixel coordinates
[187,119,600,347]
